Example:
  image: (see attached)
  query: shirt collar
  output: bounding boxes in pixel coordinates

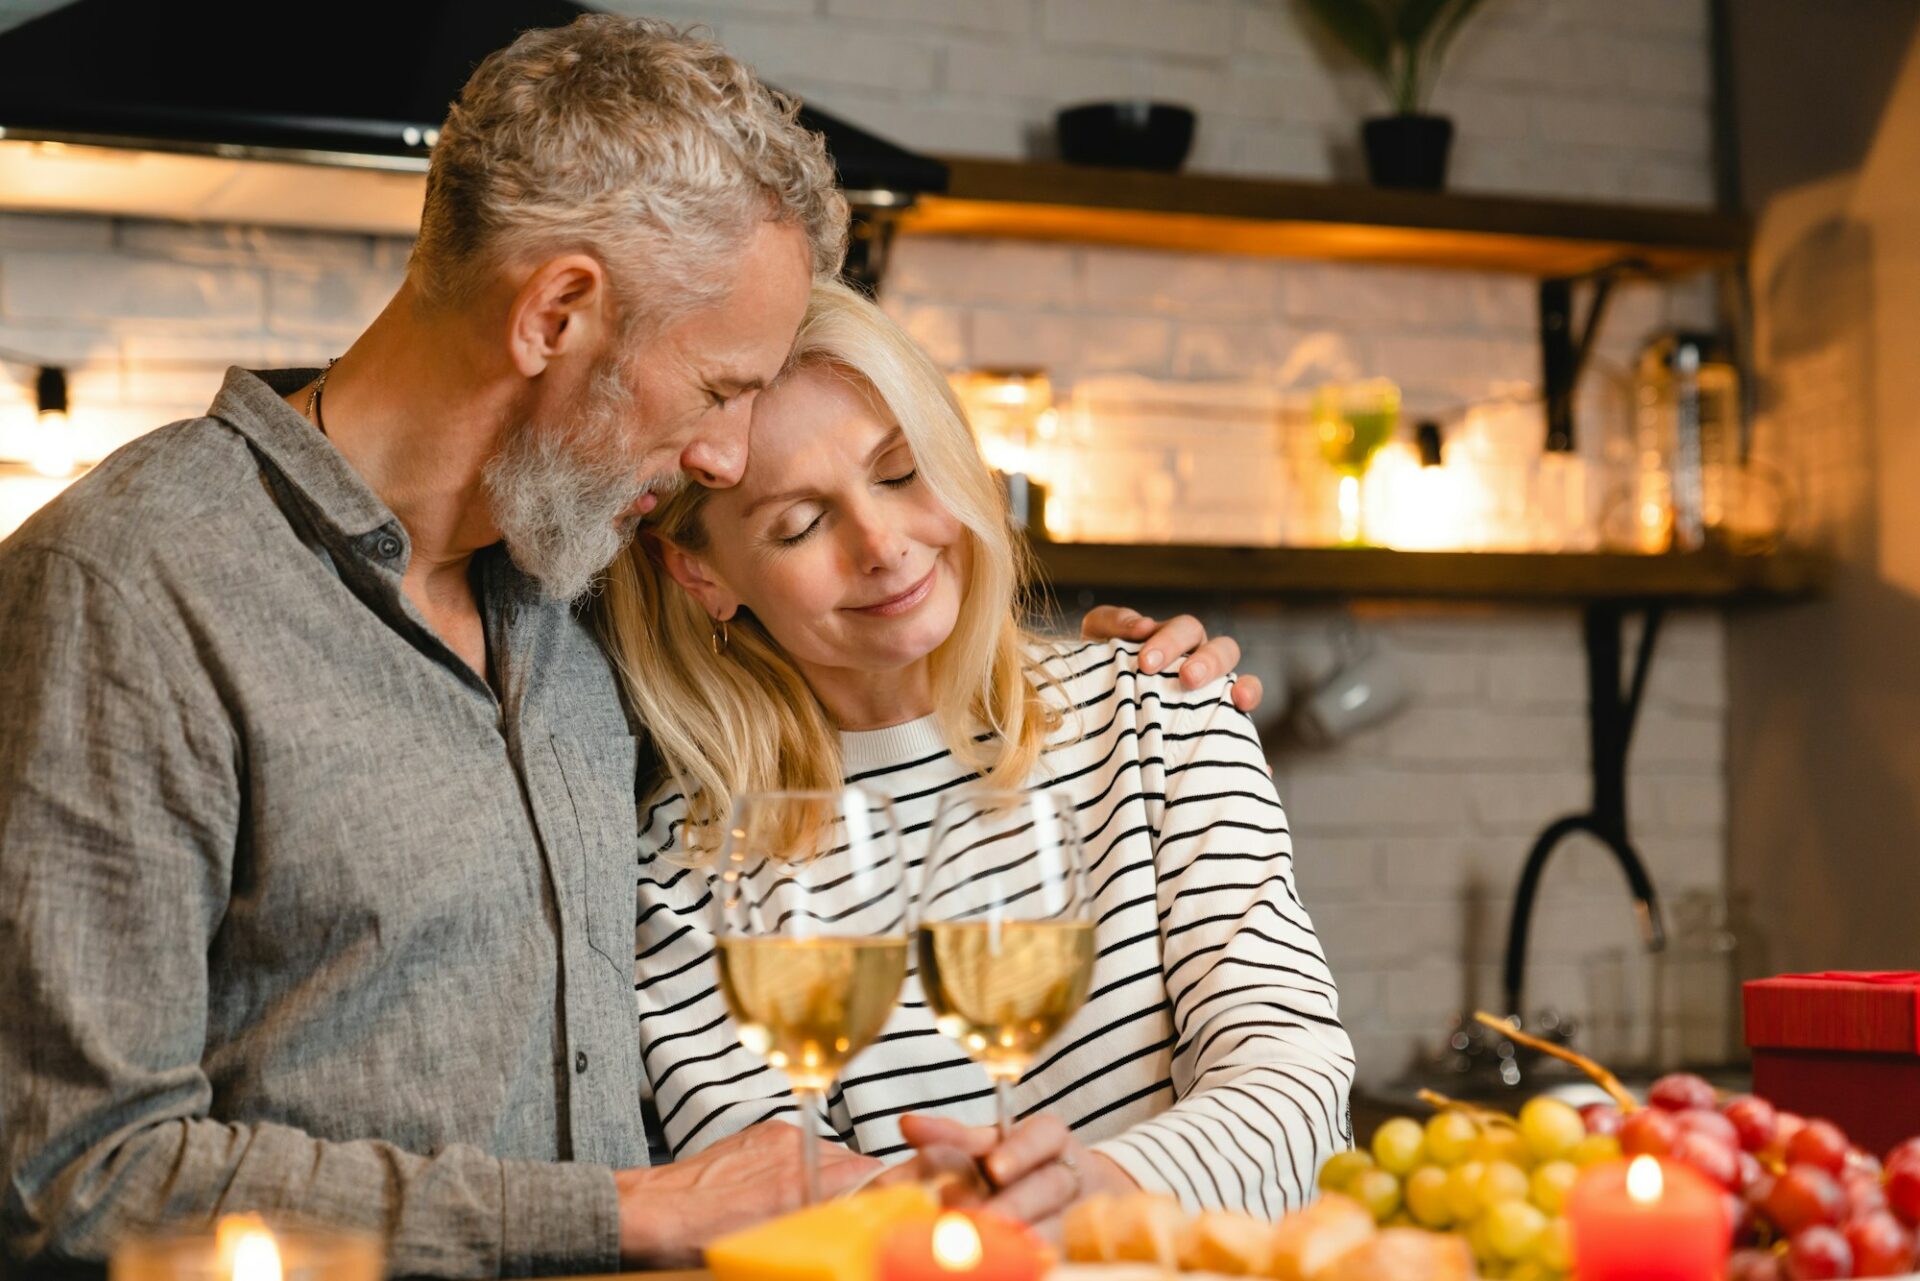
[207,366,398,541]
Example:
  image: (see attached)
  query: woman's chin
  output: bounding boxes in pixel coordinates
[852,596,960,670]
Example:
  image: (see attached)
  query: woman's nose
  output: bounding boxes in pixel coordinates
[848,509,908,573]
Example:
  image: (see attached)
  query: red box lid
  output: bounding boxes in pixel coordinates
[1744,972,1920,1054]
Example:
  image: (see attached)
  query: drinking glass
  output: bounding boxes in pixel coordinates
[916,790,1094,1141]
[715,788,909,1205]
[1314,379,1401,545]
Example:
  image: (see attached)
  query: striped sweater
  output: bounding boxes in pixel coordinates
[632,639,1356,1217]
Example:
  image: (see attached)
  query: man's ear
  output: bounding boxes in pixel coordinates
[658,539,740,623]
[506,253,607,378]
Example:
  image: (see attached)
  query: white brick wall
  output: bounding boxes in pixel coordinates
[0,0,1730,1090]
[586,0,1716,205]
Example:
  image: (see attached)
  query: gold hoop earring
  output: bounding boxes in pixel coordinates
[711,617,729,655]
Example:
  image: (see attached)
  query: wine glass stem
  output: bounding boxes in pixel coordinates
[1337,471,1363,545]
[794,1087,824,1205]
[994,1075,1016,1145]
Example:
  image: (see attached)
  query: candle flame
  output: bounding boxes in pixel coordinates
[1627,1155,1664,1204]
[215,1215,283,1281]
[931,1213,983,1272]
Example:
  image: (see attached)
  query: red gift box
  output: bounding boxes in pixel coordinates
[1744,971,1920,1158]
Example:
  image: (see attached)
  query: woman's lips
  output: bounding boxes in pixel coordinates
[848,567,936,618]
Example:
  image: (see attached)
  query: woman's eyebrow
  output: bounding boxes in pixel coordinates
[865,426,906,465]
[743,483,819,517]
[745,427,908,516]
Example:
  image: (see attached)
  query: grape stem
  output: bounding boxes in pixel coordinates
[1415,1088,1517,1127]
[1471,1010,1642,1113]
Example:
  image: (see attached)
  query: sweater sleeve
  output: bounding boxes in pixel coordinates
[1089,671,1356,1219]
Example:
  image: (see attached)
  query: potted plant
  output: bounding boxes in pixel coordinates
[1302,0,1489,191]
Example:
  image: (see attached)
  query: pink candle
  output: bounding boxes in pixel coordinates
[877,1211,1044,1281]
[1568,1156,1731,1281]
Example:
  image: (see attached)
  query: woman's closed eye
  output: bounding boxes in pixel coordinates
[879,467,918,489]
[772,506,826,546]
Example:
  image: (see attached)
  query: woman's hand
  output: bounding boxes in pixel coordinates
[888,1113,1138,1233]
[1079,607,1263,713]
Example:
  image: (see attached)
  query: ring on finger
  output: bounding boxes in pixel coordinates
[1057,1148,1083,1199]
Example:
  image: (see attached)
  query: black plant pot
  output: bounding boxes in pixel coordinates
[1362,114,1455,191]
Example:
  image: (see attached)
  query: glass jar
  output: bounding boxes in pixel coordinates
[1633,333,1741,552]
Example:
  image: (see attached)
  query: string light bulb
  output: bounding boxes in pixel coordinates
[31,365,77,479]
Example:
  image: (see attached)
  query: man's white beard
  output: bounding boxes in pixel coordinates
[485,360,672,602]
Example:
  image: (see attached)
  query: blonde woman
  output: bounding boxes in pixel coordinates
[600,280,1354,1229]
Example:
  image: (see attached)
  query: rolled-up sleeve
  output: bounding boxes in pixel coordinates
[1090,675,1357,1218]
[0,546,618,1277]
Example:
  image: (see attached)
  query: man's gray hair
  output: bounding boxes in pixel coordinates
[411,15,847,328]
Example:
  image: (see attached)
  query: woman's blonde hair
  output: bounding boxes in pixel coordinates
[599,278,1059,853]
[411,15,846,332]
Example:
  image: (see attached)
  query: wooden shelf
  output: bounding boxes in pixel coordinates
[1030,543,1825,603]
[900,157,1749,278]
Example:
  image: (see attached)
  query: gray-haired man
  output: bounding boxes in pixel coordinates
[0,16,1258,1278]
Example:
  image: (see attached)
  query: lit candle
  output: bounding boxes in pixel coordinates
[217,1217,282,1281]
[1567,1156,1730,1281]
[877,1210,1046,1281]
[110,1215,381,1281]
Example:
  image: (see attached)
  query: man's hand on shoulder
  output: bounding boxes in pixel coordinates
[616,1120,882,1266]
[1078,606,1263,713]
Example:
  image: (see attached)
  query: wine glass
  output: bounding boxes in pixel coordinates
[1314,379,1401,546]
[714,788,909,1205]
[916,790,1094,1141]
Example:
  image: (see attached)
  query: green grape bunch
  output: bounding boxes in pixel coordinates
[1318,1098,1621,1281]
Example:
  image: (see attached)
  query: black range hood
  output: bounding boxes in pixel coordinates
[0,0,945,284]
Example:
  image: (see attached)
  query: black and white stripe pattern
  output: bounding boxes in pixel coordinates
[632,640,1355,1216]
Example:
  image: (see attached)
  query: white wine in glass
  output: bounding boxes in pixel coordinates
[715,788,908,1204]
[916,790,1093,1140]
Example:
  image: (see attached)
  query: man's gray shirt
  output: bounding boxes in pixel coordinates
[0,369,646,1277]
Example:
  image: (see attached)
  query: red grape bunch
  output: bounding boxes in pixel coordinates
[1627,1073,1920,1281]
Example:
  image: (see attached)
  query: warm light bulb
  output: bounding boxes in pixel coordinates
[931,1214,983,1272]
[30,408,76,479]
[28,367,78,479]
[1627,1155,1664,1204]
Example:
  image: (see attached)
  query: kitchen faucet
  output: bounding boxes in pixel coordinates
[1501,605,1670,1022]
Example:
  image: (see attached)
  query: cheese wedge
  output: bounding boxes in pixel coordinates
[707,1184,942,1281]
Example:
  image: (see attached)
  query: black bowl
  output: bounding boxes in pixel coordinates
[1054,101,1196,172]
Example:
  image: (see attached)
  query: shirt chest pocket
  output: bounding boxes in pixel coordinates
[550,734,642,979]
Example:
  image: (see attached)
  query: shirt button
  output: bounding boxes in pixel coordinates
[374,533,403,560]
[575,1050,589,1074]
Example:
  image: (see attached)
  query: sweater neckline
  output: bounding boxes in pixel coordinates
[840,714,948,775]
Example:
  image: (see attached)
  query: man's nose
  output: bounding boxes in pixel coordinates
[681,407,749,489]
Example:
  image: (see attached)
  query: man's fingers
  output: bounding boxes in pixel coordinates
[1230,673,1267,716]
[1079,605,1156,642]
[1179,634,1241,689]
[982,1115,1070,1189]
[818,1154,885,1197]
[1136,613,1206,674]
